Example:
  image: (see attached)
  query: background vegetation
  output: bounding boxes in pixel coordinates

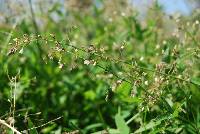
[0,0,200,133]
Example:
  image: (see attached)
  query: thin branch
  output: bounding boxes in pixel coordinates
[21,116,62,133]
[0,119,21,134]
[64,41,199,86]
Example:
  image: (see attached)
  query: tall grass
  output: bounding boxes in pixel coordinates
[0,0,200,133]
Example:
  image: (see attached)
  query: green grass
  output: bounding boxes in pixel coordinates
[0,1,200,133]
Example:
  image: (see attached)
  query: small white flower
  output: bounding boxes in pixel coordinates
[84,60,90,65]
[141,107,145,111]
[155,77,159,82]
[142,72,147,76]
[120,45,124,49]
[156,44,160,49]
[92,61,97,66]
[117,80,122,84]
[59,63,64,69]
[75,49,78,52]
[111,83,117,92]
[178,75,182,79]
[140,56,144,61]
[166,80,169,85]
[144,81,148,85]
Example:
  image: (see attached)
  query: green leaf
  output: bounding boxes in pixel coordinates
[28,118,38,134]
[92,128,120,134]
[191,78,200,86]
[134,120,161,133]
[115,113,130,134]
[162,47,171,63]
[84,123,103,132]
[121,96,141,103]
[116,82,131,96]
[41,124,57,133]
[84,90,96,100]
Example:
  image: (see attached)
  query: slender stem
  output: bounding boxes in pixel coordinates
[12,77,16,134]
[126,113,139,125]
[0,119,21,134]
[28,0,39,34]
[28,0,44,60]
[21,116,62,133]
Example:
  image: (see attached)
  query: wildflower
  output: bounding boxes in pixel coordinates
[144,81,148,85]
[37,34,41,38]
[48,53,53,60]
[111,83,117,92]
[156,44,160,49]
[59,63,64,69]
[142,72,147,76]
[74,49,78,52]
[140,56,144,61]
[84,60,90,65]
[93,61,96,66]
[90,60,97,66]
[155,77,159,82]
[88,45,95,51]
[120,45,124,49]
[162,50,164,54]
[100,47,105,53]
[117,80,122,84]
